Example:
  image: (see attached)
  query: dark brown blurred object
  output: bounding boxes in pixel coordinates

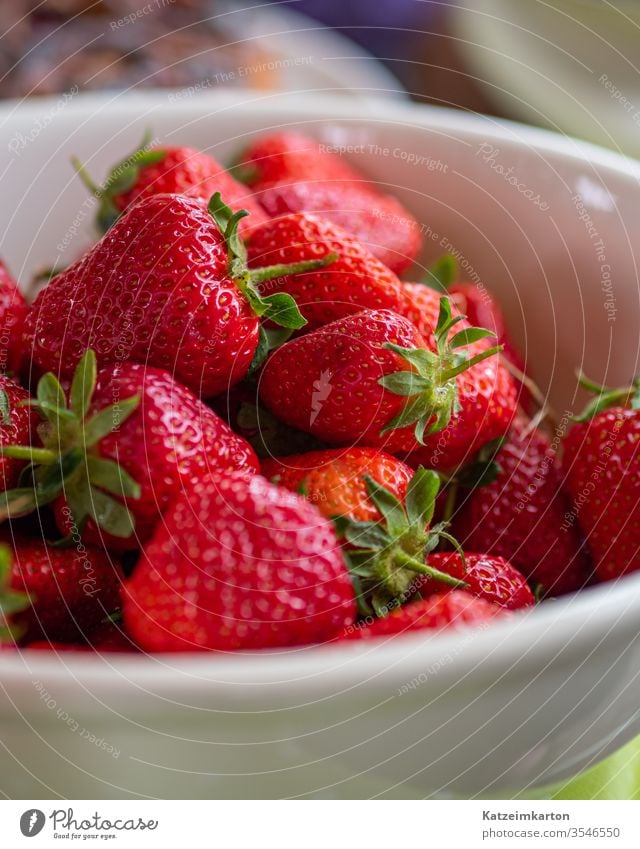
[0,0,279,97]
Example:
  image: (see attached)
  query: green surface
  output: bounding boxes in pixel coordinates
[524,736,640,800]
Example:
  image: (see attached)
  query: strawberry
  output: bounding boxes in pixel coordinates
[261,447,413,524]
[236,132,421,273]
[452,416,589,595]
[327,466,469,616]
[416,552,534,610]
[258,303,504,461]
[253,180,421,275]
[123,472,356,651]
[24,194,333,397]
[234,132,360,188]
[341,590,502,640]
[0,539,122,643]
[1,351,259,551]
[0,260,28,375]
[263,452,470,614]
[0,374,37,490]
[562,374,640,581]
[246,212,411,331]
[73,135,266,236]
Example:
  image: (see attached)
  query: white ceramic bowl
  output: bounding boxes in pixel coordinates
[1,91,640,800]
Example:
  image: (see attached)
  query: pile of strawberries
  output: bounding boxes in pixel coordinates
[0,131,636,654]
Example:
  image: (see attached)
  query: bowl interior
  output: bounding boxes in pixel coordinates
[1,91,640,686]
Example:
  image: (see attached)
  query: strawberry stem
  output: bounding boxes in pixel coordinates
[573,370,640,422]
[247,254,337,286]
[393,550,467,588]
[208,192,337,331]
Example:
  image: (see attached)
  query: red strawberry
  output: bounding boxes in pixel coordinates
[258,303,506,462]
[261,447,413,524]
[453,416,589,595]
[254,180,421,274]
[237,132,421,273]
[341,590,502,640]
[123,472,356,651]
[73,137,266,235]
[1,351,259,551]
[0,374,37,490]
[247,212,410,331]
[562,375,640,581]
[24,194,331,396]
[235,132,360,187]
[0,539,122,643]
[264,453,469,615]
[0,260,28,375]
[417,552,534,610]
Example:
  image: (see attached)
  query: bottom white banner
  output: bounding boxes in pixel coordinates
[0,800,637,847]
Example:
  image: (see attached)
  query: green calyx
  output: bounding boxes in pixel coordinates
[333,467,468,617]
[0,544,29,642]
[422,253,458,292]
[0,350,141,540]
[573,371,640,422]
[379,296,502,444]
[72,129,168,233]
[208,192,337,335]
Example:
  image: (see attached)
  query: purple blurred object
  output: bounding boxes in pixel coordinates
[293,0,442,57]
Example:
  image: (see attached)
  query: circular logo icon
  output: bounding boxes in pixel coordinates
[20,810,45,837]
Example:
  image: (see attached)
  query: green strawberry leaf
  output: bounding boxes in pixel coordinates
[86,456,141,500]
[87,486,136,539]
[70,349,97,418]
[363,476,407,539]
[405,467,440,528]
[449,326,494,349]
[83,394,140,446]
[423,254,458,291]
[37,372,67,412]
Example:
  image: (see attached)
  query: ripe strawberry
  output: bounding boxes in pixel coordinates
[0,374,37,490]
[258,303,504,461]
[123,472,356,651]
[453,416,589,595]
[1,351,259,551]
[73,136,266,235]
[0,260,28,375]
[261,447,413,524]
[416,552,534,610]
[325,466,469,616]
[237,132,421,273]
[562,374,640,581]
[0,539,122,643]
[341,590,502,640]
[247,212,410,331]
[24,194,332,396]
[264,452,469,614]
[235,132,360,188]
[254,180,421,274]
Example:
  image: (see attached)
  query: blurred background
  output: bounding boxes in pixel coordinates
[3,0,640,156]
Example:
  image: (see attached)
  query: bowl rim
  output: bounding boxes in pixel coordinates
[1,91,640,700]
